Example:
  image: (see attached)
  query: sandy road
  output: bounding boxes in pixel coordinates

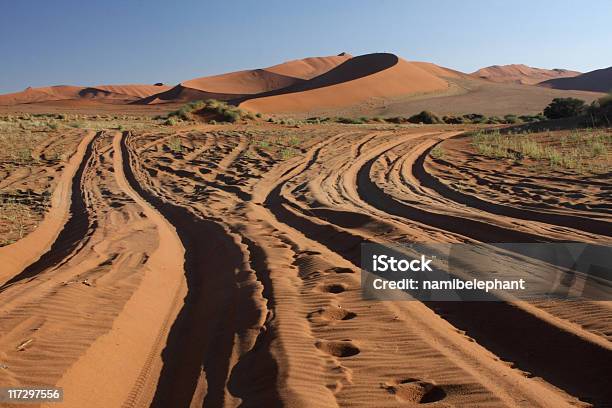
[0,131,186,408]
[0,127,610,407]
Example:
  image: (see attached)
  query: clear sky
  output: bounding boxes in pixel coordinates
[1,0,611,93]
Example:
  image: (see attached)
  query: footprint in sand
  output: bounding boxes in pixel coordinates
[308,306,357,322]
[326,266,355,274]
[320,282,349,294]
[381,378,446,403]
[315,340,360,358]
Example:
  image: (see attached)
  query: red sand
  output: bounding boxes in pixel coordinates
[240,53,449,114]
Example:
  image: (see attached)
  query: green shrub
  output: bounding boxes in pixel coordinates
[336,117,364,124]
[544,97,586,119]
[486,116,503,124]
[384,117,406,124]
[518,114,545,123]
[166,99,254,123]
[585,92,612,126]
[462,113,487,124]
[442,115,464,124]
[504,114,520,124]
[407,111,443,124]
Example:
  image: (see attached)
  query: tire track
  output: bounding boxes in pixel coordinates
[0,131,97,287]
[122,131,270,408]
[251,130,580,407]
[258,129,612,406]
[4,125,607,408]
[0,132,177,408]
[414,136,612,238]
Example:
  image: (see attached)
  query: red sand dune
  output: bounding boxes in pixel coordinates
[539,66,612,93]
[139,53,353,104]
[0,86,84,105]
[0,84,171,106]
[471,64,580,85]
[239,53,449,114]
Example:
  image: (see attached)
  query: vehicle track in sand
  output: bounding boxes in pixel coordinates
[1,125,610,408]
[0,131,187,408]
[130,127,610,407]
[261,128,611,405]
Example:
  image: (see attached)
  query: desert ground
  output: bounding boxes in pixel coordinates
[0,111,610,408]
[0,50,611,407]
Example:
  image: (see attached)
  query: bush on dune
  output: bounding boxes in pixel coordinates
[539,94,612,126]
[407,111,443,124]
[336,117,365,124]
[519,114,546,123]
[504,114,520,124]
[586,92,612,126]
[543,97,586,119]
[384,117,408,124]
[166,99,256,123]
[442,115,465,124]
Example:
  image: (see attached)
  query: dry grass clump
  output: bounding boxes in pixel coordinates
[167,99,256,123]
[247,130,307,161]
[168,136,183,153]
[0,124,43,164]
[430,145,446,159]
[1,113,161,134]
[0,199,31,245]
[0,192,50,246]
[472,129,611,172]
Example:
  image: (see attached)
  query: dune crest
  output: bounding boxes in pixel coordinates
[139,53,353,104]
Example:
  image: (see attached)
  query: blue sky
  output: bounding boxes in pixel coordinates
[1,0,610,93]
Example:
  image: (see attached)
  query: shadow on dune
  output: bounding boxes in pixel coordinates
[234,53,399,105]
[135,53,398,106]
[133,86,240,105]
[539,66,612,93]
[135,69,305,105]
[78,88,112,98]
